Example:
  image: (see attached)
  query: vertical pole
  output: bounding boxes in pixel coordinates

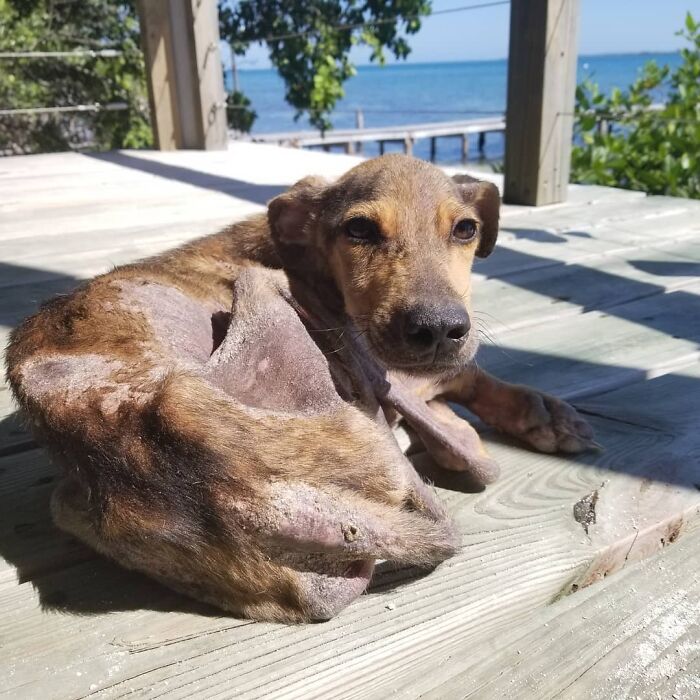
[379,140,385,155]
[504,0,580,205]
[478,131,486,157]
[430,137,437,162]
[137,0,227,150]
[229,46,240,92]
[404,137,413,157]
[355,109,364,155]
[461,134,469,163]
[230,45,240,93]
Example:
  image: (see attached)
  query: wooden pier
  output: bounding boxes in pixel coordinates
[244,115,506,161]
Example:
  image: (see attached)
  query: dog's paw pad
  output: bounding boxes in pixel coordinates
[518,393,597,455]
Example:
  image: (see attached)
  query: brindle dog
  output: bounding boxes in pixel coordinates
[6,155,594,622]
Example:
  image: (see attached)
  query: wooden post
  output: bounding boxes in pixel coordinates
[379,140,385,156]
[461,134,469,163]
[478,131,486,157]
[430,137,437,162]
[137,0,227,150]
[504,0,580,205]
[404,137,413,157]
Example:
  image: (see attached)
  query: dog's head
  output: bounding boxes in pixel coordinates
[268,154,500,375]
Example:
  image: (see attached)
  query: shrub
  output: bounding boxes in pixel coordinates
[571,12,699,199]
[0,0,151,154]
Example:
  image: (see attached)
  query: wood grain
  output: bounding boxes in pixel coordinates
[422,528,700,700]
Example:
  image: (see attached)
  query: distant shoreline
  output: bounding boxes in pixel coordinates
[234,50,682,73]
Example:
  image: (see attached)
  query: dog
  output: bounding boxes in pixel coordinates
[5,155,595,622]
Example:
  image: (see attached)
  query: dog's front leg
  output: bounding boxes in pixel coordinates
[439,366,597,454]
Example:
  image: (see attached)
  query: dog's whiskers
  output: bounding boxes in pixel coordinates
[473,309,509,328]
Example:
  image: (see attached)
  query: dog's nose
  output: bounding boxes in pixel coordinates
[402,304,471,354]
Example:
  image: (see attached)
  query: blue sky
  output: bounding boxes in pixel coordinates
[230,0,695,69]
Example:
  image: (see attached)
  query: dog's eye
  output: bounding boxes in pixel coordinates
[452,219,479,242]
[344,217,380,243]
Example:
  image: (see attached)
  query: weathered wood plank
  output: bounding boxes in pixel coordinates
[479,285,700,401]
[0,143,361,191]
[483,199,700,277]
[0,216,244,272]
[0,449,91,580]
[0,228,223,291]
[2,367,700,699]
[472,238,700,332]
[423,528,700,700]
[2,146,700,700]
[0,408,33,458]
[0,196,260,241]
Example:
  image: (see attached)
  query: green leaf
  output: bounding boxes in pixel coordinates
[686,11,696,33]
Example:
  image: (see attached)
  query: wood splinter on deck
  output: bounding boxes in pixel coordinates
[573,487,601,535]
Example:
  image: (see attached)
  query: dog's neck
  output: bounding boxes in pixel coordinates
[274,240,346,316]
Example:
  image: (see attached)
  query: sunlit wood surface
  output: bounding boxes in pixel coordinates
[1,143,699,699]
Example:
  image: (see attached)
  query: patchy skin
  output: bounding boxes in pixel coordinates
[6,154,595,623]
[114,280,224,368]
[19,354,163,417]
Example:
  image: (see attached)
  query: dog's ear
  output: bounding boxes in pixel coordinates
[452,174,500,258]
[268,176,329,246]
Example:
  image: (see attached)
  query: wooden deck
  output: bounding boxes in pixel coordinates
[1,143,700,699]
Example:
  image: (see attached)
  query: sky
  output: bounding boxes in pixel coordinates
[228,0,696,70]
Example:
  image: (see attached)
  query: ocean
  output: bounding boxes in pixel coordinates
[227,52,682,164]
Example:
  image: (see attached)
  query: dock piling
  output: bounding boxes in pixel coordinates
[355,110,365,155]
[461,134,469,163]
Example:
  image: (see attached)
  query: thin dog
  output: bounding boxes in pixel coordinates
[6,155,595,621]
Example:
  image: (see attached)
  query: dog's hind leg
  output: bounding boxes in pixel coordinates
[46,373,457,622]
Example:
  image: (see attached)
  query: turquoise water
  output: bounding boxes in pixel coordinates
[228,52,682,163]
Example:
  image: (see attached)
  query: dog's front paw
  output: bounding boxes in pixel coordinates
[505,389,597,454]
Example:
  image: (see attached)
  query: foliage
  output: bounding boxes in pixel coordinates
[219,0,431,132]
[226,89,258,134]
[0,0,151,155]
[571,12,700,199]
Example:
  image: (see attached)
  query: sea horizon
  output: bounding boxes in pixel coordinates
[234,50,682,73]
[227,50,683,164]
